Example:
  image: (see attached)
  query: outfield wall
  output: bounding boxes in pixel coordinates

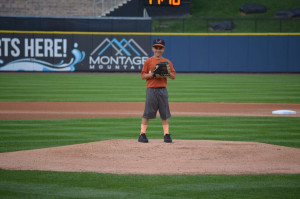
[0,31,299,72]
[157,34,300,73]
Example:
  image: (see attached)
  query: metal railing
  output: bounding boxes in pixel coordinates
[153,17,300,33]
[94,0,129,17]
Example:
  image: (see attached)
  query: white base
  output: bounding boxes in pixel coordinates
[272,110,296,115]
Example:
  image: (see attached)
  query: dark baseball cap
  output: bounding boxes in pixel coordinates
[152,38,165,47]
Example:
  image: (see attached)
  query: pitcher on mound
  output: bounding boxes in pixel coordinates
[138,38,176,143]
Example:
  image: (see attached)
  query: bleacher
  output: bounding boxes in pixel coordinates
[97,0,131,17]
[0,0,130,17]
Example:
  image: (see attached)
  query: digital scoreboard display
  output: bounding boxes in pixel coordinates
[144,0,181,6]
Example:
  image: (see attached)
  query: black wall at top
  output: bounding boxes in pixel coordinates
[0,15,152,32]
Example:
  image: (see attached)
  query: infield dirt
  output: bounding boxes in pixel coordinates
[0,102,300,119]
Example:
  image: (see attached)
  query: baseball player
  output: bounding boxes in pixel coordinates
[138,38,176,143]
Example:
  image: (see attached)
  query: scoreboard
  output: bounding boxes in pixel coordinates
[144,0,181,6]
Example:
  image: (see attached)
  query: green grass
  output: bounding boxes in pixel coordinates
[190,0,300,18]
[1,116,299,153]
[153,0,300,33]
[1,170,299,199]
[0,73,299,103]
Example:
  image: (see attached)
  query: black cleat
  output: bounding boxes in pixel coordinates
[138,133,148,143]
[164,134,172,143]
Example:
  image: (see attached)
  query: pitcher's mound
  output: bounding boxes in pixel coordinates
[0,139,299,175]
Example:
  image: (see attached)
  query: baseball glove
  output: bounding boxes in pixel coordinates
[152,62,170,78]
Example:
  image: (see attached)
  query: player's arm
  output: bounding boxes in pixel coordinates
[169,72,175,80]
[141,72,154,80]
[168,62,176,80]
[141,59,154,80]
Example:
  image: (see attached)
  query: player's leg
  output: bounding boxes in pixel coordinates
[162,118,172,143]
[158,88,172,143]
[139,117,149,143]
[161,118,169,135]
[141,117,149,135]
[139,88,158,143]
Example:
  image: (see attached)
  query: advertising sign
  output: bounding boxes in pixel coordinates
[0,32,151,72]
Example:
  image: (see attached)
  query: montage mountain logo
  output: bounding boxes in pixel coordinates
[89,38,149,71]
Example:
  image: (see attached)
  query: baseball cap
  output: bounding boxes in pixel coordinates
[152,38,165,47]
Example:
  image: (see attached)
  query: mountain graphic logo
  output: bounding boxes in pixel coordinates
[91,38,148,57]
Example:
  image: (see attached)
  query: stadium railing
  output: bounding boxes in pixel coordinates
[153,17,300,33]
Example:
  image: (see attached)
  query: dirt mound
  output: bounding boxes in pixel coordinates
[0,139,299,175]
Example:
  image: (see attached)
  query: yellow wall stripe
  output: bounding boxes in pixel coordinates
[0,30,300,36]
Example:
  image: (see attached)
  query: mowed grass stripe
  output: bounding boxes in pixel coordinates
[0,73,299,102]
[0,170,299,199]
[0,73,144,102]
[0,116,299,152]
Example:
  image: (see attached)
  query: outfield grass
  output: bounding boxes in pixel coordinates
[0,73,299,103]
[1,170,299,199]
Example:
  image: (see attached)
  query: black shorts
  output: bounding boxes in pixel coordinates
[143,87,171,119]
